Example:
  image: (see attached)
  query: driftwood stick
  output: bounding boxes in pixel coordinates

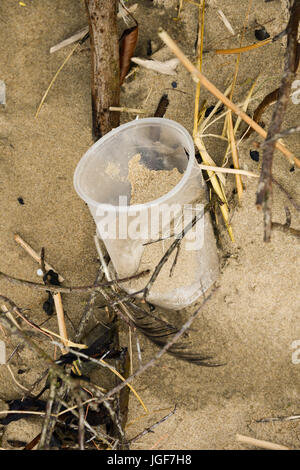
[85,0,120,139]
[236,434,290,450]
[256,1,300,241]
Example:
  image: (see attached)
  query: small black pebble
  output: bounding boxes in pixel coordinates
[230,164,234,169]
[17,369,26,375]
[17,197,24,205]
[255,27,270,41]
[290,166,295,172]
[171,81,177,88]
[250,150,260,162]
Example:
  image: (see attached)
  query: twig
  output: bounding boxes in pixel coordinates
[38,372,58,449]
[51,341,148,413]
[77,397,85,450]
[74,266,105,342]
[257,414,300,423]
[0,269,150,294]
[264,125,300,143]
[272,207,300,238]
[6,364,30,392]
[256,1,300,241]
[272,176,300,212]
[236,434,290,450]
[169,244,181,278]
[14,234,64,282]
[243,87,279,140]
[128,405,177,444]
[143,202,211,300]
[91,287,218,409]
[158,29,299,168]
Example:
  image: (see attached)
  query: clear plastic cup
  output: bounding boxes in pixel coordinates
[74,118,219,309]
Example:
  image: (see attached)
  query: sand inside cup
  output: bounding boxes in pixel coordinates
[128,153,182,205]
[124,153,198,295]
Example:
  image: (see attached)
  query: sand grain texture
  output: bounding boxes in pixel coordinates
[0,0,299,450]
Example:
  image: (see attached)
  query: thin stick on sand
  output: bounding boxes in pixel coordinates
[13,234,68,352]
[14,234,64,282]
[158,29,300,169]
[53,293,68,352]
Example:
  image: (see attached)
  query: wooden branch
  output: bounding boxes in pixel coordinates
[85,0,120,139]
[256,1,300,241]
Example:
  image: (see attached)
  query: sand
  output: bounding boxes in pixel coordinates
[125,153,198,296]
[0,0,299,450]
[128,153,182,205]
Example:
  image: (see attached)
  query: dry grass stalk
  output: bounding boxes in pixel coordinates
[109,106,146,113]
[215,38,271,54]
[158,29,299,168]
[35,42,81,118]
[227,112,243,201]
[193,0,205,137]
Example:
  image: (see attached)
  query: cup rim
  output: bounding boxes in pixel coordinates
[73,117,195,213]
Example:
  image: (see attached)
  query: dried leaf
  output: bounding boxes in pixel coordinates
[119,25,139,84]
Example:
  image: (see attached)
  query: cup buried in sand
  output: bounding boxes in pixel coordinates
[74,118,219,309]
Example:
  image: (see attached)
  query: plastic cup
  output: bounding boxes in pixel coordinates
[74,118,218,309]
